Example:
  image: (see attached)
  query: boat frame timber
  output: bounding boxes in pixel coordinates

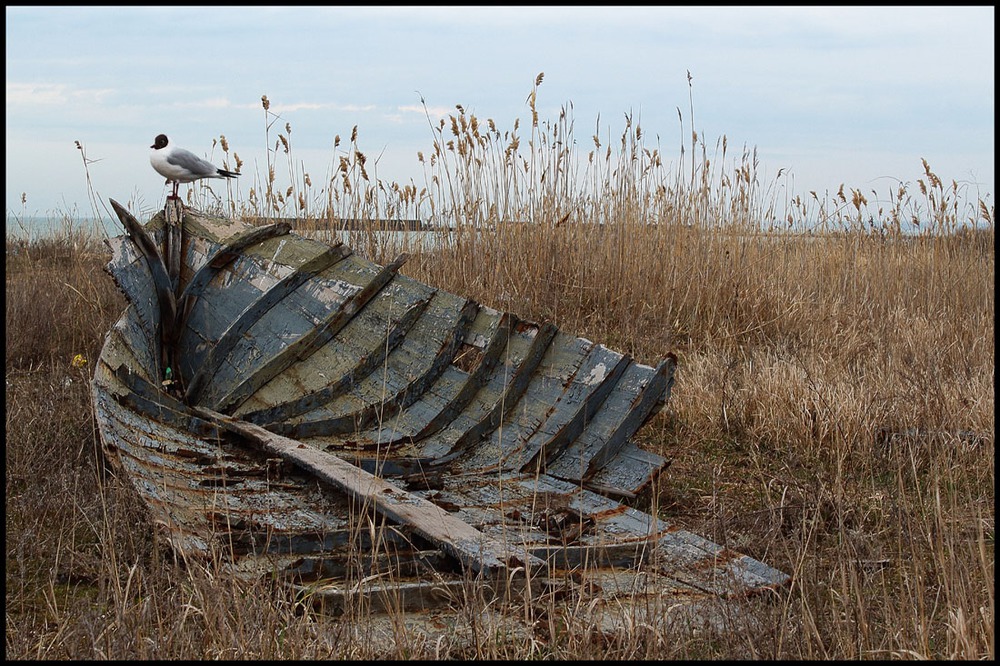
[91,199,790,616]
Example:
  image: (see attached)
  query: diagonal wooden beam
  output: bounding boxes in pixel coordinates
[212,253,410,414]
[184,244,352,405]
[194,406,544,576]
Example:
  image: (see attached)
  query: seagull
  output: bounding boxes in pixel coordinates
[149,134,239,199]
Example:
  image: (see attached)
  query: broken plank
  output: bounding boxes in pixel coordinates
[194,406,545,576]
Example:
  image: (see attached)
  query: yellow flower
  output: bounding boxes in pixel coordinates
[71,354,87,368]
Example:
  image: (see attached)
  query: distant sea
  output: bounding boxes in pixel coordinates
[4,214,448,252]
[6,215,119,240]
[6,212,984,243]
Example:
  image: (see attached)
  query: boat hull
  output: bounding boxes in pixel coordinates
[92,201,789,612]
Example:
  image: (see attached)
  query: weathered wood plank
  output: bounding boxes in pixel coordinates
[175,222,293,335]
[452,330,592,473]
[170,228,366,396]
[405,310,515,441]
[93,393,350,557]
[95,326,369,554]
[184,244,353,405]
[233,273,434,419]
[427,321,559,465]
[210,253,410,413]
[239,296,433,426]
[110,199,176,381]
[201,244,365,409]
[402,471,788,594]
[104,264,160,380]
[397,321,540,461]
[580,439,668,499]
[544,355,676,486]
[195,407,545,575]
[276,295,479,439]
[512,344,632,474]
[519,474,790,593]
[583,355,676,476]
[332,308,513,449]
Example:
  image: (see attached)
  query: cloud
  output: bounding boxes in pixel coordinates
[268,102,377,114]
[222,99,380,114]
[132,96,381,118]
[397,104,453,121]
[6,82,116,106]
[172,97,239,110]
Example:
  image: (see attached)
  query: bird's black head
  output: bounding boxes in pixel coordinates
[151,134,169,149]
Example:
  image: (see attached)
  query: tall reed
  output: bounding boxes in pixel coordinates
[5,75,993,659]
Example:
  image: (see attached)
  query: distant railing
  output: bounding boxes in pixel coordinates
[255,217,428,231]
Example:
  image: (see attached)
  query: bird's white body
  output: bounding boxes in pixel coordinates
[150,134,238,198]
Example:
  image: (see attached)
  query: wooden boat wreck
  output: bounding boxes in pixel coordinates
[92,199,789,622]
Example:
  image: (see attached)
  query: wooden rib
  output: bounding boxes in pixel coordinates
[518,349,634,473]
[323,309,513,450]
[429,321,559,466]
[175,222,293,333]
[240,295,433,426]
[406,312,516,442]
[453,334,596,474]
[584,354,677,477]
[276,299,480,439]
[183,244,353,406]
[107,364,223,440]
[212,253,409,414]
[104,260,161,380]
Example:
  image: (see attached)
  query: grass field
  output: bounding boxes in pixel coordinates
[6,87,994,658]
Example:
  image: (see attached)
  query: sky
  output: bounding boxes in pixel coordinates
[5,5,995,230]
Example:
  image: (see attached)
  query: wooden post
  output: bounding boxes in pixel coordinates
[162,198,184,393]
[164,198,183,292]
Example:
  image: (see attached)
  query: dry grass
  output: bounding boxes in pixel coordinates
[5,79,994,659]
